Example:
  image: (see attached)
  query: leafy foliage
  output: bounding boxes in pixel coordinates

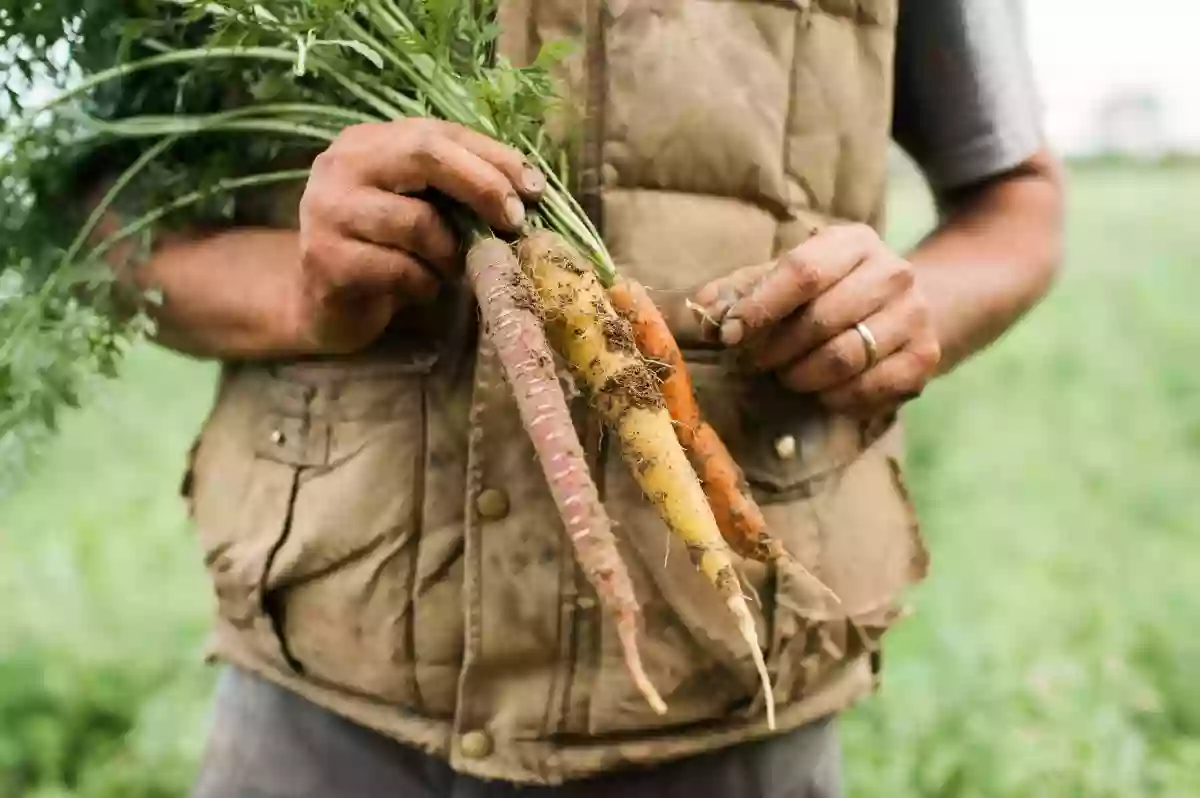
[0,0,579,491]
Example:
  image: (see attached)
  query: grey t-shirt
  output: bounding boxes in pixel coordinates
[892,0,1044,192]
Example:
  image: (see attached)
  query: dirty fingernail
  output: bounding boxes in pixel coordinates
[721,318,745,346]
[521,164,546,194]
[505,195,527,227]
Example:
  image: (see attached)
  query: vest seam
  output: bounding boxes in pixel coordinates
[773,6,804,256]
[579,0,608,229]
[454,344,490,739]
[406,373,429,713]
[604,185,791,217]
[702,0,893,29]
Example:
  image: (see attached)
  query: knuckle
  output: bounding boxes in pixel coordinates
[302,170,356,224]
[407,199,439,234]
[411,203,452,256]
[908,295,933,326]
[916,338,943,370]
[308,147,339,179]
[404,118,437,135]
[300,236,349,291]
[889,259,916,291]
[404,123,442,164]
[399,118,438,146]
[824,340,860,379]
[358,195,394,241]
[784,253,821,295]
[804,308,835,340]
[327,122,377,160]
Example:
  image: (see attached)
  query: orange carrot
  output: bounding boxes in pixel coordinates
[608,278,836,598]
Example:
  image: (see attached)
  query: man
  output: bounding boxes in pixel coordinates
[106,1,1061,795]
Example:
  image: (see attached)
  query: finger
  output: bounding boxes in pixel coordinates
[334,189,460,279]
[721,224,879,345]
[690,263,774,343]
[433,120,547,200]
[750,252,913,371]
[693,262,774,314]
[777,293,918,393]
[308,237,441,302]
[330,123,529,232]
[817,338,941,417]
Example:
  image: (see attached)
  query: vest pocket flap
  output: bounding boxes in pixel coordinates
[686,357,864,499]
[253,364,429,468]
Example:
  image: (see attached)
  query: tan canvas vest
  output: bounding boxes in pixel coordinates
[183,0,927,785]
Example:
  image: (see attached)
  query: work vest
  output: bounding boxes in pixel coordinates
[183,0,928,784]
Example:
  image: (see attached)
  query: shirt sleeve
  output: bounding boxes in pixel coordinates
[891,0,1045,193]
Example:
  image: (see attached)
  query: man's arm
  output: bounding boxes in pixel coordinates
[94,209,310,359]
[894,0,1063,373]
[691,0,1062,417]
[92,120,545,361]
[907,148,1064,374]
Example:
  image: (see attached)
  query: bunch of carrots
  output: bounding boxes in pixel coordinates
[473,227,815,728]
[4,0,841,728]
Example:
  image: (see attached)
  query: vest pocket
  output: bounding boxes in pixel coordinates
[685,355,924,707]
[188,358,435,709]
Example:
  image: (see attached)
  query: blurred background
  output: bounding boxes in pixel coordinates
[2,2,1198,796]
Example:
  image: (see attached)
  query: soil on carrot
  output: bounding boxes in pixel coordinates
[548,250,586,275]
[506,271,542,317]
[599,312,638,355]
[598,365,664,411]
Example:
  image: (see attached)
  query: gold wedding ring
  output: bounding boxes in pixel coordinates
[854,322,879,369]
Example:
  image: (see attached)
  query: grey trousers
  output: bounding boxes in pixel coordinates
[191,667,841,798]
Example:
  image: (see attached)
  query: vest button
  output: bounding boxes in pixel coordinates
[774,434,797,461]
[476,488,510,520]
[460,730,493,760]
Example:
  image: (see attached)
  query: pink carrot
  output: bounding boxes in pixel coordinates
[465,237,666,716]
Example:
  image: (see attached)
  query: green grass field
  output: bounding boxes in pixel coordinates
[2,163,1198,797]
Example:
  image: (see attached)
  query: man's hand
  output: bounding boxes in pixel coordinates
[294,119,545,353]
[694,223,942,418]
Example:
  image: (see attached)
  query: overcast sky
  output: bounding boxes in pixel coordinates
[6,3,1198,154]
[1023,0,1200,152]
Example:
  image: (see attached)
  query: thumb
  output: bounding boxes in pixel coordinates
[690,262,774,344]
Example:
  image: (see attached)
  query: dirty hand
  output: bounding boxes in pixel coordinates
[295,119,545,354]
[693,223,941,417]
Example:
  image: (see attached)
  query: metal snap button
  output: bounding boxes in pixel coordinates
[460,730,493,760]
[475,488,511,520]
